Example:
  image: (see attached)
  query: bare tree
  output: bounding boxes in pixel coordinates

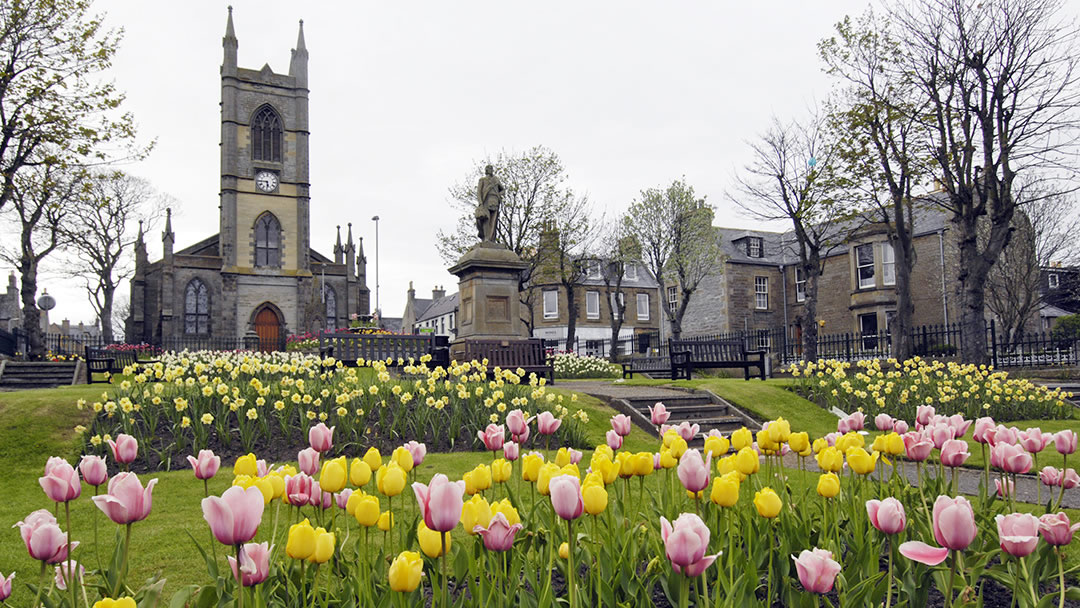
[533,199,597,348]
[731,115,853,361]
[597,223,640,359]
[61,170,167,342]
[894,0,1080,363]
[625,178,722,340]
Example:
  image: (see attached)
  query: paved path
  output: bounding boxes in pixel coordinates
[562,380,1080,509]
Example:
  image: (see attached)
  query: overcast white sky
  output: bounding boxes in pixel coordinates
[35,0,882,330]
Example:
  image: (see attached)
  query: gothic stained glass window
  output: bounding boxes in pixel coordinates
[184,279,209,334]
[251,105,282,162]
[325,285,337,326]
[255,213,281,267]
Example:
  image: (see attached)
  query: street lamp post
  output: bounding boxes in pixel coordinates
[371,215,380,320]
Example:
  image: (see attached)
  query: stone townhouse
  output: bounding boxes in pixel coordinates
[402,283,458,340]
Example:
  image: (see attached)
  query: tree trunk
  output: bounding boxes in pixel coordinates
[671,288,692,341]
[19,259,43,359]
[802,264,819,362]
[564,285,578,351]
[891,234,916,361]
[957,226,992,365]
[100,285,115,343]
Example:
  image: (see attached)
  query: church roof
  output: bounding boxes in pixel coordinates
[176,234,220,257]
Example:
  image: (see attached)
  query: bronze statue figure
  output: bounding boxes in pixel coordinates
[475,164,504,243]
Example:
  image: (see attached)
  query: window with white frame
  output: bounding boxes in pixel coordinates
[667,286,677,312]
[882,243,896,286]
[636,293,650,320]
[747,237,763,258]
[754,276,768,310]
[610,292,625,319]
[856,244,875,289]
[1049,273,1059,289]
[586,291,600,319]
[795,267,806,303]
[624,264,638,281]
[588,261,602,279]
[756,329,770,349]
[543,290,558,319]
[450,313,455,330]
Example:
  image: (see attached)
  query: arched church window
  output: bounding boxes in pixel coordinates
[325,285,337,327]
[184,279,209,334]
[255,212,281,267]
[251,105,282,162]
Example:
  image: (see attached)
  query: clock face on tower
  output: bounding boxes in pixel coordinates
[255,170,279,193]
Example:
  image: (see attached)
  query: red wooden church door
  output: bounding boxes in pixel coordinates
[254,308,281,351]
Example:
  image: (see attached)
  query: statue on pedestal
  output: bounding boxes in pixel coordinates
[475,164,504,244]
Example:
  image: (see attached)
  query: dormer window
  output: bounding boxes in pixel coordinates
[1049,273,1059,289]
[624,264,638,281]
[747,237,763,258]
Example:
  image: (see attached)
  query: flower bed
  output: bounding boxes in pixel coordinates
[77,351,588,470]
[789,358,1075,423]
[551,352,621,379]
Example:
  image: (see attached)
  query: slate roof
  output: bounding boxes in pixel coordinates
[379,317,403,333]
[410,299,434,319]
[416,293,458,323]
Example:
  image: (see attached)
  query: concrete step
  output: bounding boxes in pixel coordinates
[642,403,731,419]
[625,394,715,409]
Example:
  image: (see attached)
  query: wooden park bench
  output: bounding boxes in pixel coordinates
[621,352,691,380]
[463,338,555,383]
[85,347,160,384]
[318,332,450,368]
[670,338,766,380]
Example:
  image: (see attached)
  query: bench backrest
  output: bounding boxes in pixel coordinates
[463,338,548,368]
[670,339,746,362]
[87,347,139,367]
[320,333,434,364]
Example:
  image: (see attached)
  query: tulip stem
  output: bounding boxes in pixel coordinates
[441,532,448,608]
[679,574,689,608]
[1055,453,1067,511]
[567,518,576,608]
[309,563,318,608]
[884,538,893,608]
[93,485,102,572]
[32,561,45,608]
[1057,548,1066,608]
[766,522,775,608]
[64,501,75,608]
[947,552,957,607]
[113,523,132,598]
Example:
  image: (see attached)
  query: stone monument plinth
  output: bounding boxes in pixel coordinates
[448,242,528,360]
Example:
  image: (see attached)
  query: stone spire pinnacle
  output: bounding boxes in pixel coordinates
[225,6,236,40]
[289,18,308,87]
[223,6,237,77]
[333,225,343,263]
[296,19,306,52]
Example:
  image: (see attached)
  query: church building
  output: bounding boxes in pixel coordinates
[126,10,369,350]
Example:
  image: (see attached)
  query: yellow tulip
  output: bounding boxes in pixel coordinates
[275,464,298,477]
[522,453,544,482]
[472,464,493,491]
[668,436,688,460]
[537,463,560,495]
[816,472,840,498]
[658,449,678,470]
[788,432,810,455]
[559,463,581,480]
[583,483,608,515]
[815,446,844,473]
[93,599,137,608]
[377,462,407,497]
[492,459,512,483]
[286,518,316,560]
[592,455,620,484]
[704,435,730,460]
[265,472,285,499]
[461,495,493,534]
[352,493,380,526]
[377,510,394,531]
[363,447,382,471]
[846,447,879,476]
[388,551,423,592]
[417,521,451,558]
[835,432,865,453]
[392,446,414,473]
[582,471,604,488]
[233,453,257,477]
[731,427,753,451]
[735,447,760,476]
[320,456,347,494]
[615,452,635,479]
[490,498,520,526]
[350,458,372,487]
[555,447,573,467]
[884,432,905,456]
[812,438,829,454]
[767,417,791,443]
[753,487,782,518]
[716,455,736,476]
[686,489,705,500]
[632,452,654,476]
[757,430,778,453]
[710,473,740,507]
[558,542,569,559]
[592,445,614,465]
[871,434,888,454]
[662,429,679,449]
[308,527,335,564]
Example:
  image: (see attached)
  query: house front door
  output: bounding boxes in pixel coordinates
[254,308,282,351]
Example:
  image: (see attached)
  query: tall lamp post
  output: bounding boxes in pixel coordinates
[371,215,380,320]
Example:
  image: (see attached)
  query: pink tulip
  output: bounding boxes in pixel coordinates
[837,418,852,434]
[1041,466,1063,487]
[503,441,519,461]
[478,424,506,451]
[308,423,334,453]
[286,473,313,506]
[947,415,972,439]
[874,414,894,432]
[866,498,907,535]
[298,448,320,476]
[611,414,632,437]
[660,513,719,577]
[310,482,332,509]
[413,474,466,532]
[605,429,623,451]
[202,485,265,546]
[54,560,83,591]
[549,475,584,521]
[1038,512,1080,546]
[649,402,670,425]
[1055,430,1078,455]
[228,541,272,586]
[404,441,427,466]
[568,448,583,465]
[39,461,81,503]
[0,571,12,602]
[187,450,221,481]
[929,424,954,450]
[1063,468,1080,489]
[973,417,995,444]
[336,488,353,509]
[677,449,710,493]
[676,421,699,442]
[940,440,970,468]
[995,513,1040,557]
[654,453,662,470]
[106,434,138,465]
[1018,428,1051,454]
[933,496,977,551]
[13,510,76,564]
[903,433,934,462]
[916,405,935,427]
[512,426,530,445]
[824,432,840,446]
[899,541,949,566]
[993,443,1033,474]
[256,459,269,478]
[474,511,523,552]
[45,456,67,477]
[92,472,157,525]
[847,412,866,431]
[506,409,529,436]
[991,425,1020,447]
[893,420,909,435]
[536,411,561,435]
[995,478,1015,499]
[79,455,108,487]
[792,548,842,594]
